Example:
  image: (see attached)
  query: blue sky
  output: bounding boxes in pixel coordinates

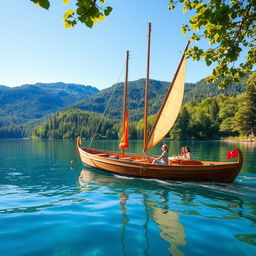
[0,0,214,90]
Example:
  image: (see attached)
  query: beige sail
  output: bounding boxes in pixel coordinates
[144,42,189,152]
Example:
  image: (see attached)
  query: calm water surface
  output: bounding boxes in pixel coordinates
[0,139,255,256]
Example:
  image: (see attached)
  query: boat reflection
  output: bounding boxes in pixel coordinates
[144,197,186,255]
[78,168,255,254]
[78,168,186,255]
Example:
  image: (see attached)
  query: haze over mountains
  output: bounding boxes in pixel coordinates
[0,78,246,138]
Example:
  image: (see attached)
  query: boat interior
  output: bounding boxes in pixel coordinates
[82,147,234,166]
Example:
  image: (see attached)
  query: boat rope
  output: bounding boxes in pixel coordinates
[88,64,126,148]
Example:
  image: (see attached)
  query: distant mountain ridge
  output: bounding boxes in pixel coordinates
[0,77,247,138]
[72,78,246,121]
[0,82,99,137]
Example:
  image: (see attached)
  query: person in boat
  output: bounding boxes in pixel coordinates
[178,147,186,159]
[152,144,169,165]
[183,146,193,160]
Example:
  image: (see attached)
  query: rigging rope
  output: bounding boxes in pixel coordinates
[88,64,126,148]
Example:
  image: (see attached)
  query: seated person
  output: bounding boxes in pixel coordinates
[178,147,185,159]
[152,144,169,165]
[183,146,193,160]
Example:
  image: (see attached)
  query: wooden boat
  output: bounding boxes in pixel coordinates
[76,23,243,183]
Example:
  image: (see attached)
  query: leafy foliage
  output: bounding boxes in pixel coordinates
[30,0,112,28]
[31,0,50,9]
[169,0,256,87]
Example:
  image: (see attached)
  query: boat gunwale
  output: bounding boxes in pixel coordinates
[79,146,240,168]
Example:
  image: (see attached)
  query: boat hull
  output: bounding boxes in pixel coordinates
[76,143,243,183]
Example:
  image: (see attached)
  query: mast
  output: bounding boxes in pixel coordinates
[143,22,151,153]
[120,50,129,155]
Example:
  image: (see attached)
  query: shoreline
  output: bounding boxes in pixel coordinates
[222,139,256,143]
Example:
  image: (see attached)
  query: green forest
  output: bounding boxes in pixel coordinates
[32,73,256,140]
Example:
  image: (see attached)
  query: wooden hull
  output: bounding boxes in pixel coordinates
[76,140,243,183]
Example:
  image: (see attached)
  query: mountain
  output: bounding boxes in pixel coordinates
[71,79,168,121]
[71,78,246,121]
[0,76,247,138]
[184,77,247,101]
[0,82,99,137]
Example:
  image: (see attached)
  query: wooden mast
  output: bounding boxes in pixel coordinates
[121,50,129,155]
[143,22,151,153]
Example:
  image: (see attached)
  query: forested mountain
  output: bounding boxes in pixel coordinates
[0,76,248,138]
[72,78,246,121]
[32,74,255,140]
[0,82,98,138]
[184,76,247,100]
[72,79,171,121]
[32,88,255,140]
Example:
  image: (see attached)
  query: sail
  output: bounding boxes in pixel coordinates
[119,110,129,150]
[119,50,129,151]
[144,42,189,152]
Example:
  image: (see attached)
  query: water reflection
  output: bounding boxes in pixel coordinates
[79,168,187,255]
[144,197,186,256]
[119,193,129,256]
[78,167,256,253]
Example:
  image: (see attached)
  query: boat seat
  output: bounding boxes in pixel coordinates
[120,157,133,161]
[96,153,109,157]
[180,160,204,165]
[109,155,118,159]
[169,159,204,165]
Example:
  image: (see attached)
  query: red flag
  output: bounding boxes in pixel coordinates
[119,110,129,150]
[226,149,239,159]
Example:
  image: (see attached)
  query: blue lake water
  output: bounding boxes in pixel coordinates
[0,139,255,256]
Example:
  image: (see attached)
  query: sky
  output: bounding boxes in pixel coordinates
[0,0,215,90]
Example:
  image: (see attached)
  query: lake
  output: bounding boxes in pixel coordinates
[0,139,255,256]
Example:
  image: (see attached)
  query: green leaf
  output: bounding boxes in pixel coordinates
[31,0,50,10]
[206,59,212,66]
[85,19,94,28]
[63,9,75,19]
[77,7,86,16]
[104,6,113,16]
[64,20,73,29]
[92,14,105,24]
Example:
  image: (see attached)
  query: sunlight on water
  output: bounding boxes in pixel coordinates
[0,139,255,256]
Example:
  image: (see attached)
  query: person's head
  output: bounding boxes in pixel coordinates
[180,147,185,155]
[184,146,191,153]
[162,144,168,152]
